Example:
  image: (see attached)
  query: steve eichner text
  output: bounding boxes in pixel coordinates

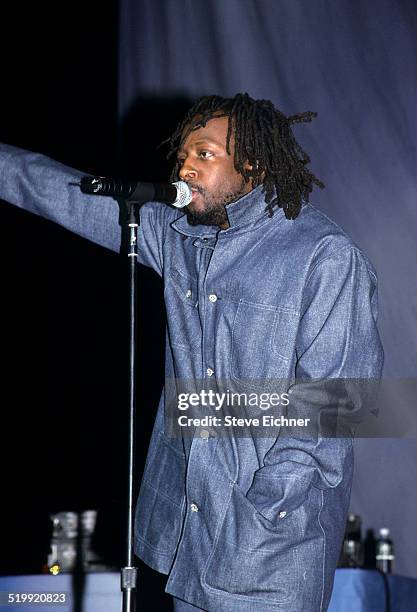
[177,414,311,428]
[177,390,290,411]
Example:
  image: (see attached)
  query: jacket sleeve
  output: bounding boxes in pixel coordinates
[0,143,167,276]
[246,245,384,521]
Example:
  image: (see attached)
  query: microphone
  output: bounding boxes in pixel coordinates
[78,176,192,208]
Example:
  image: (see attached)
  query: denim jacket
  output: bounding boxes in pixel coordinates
[0,144,383,611]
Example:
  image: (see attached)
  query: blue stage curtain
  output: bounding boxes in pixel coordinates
[118,0,417,579]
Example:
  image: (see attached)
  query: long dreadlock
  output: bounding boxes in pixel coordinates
[166,93,324,220]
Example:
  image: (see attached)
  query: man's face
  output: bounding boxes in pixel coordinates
[177,116,253,228]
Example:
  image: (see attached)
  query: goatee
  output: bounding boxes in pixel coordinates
[185,180,248,228]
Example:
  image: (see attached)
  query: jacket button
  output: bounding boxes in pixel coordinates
[279,511,287,518]
[208,293,218,302]
[190,503,199,512]
[206,368,214,377]
[185,289,192,298]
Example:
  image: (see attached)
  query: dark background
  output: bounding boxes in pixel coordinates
[0,1,172,606]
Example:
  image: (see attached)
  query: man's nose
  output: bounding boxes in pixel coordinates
[179,161,198,182]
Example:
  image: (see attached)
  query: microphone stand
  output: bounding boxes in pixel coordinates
[76,175,190,611]
[118,198,142,612]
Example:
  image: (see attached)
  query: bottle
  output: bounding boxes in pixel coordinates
[339,513,363,568]
[376,527,394,573]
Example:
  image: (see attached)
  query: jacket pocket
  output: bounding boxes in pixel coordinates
[164,268,201,351]
[230,300,298,389]
[135,432,186,555]
[203,484,299,606]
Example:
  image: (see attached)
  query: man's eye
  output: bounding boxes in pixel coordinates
[177,158,185,166]
[199,151,213,159]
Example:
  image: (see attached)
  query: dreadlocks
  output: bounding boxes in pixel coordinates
[166,93,324,220]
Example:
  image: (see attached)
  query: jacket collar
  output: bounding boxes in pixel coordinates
[171,185,285,238]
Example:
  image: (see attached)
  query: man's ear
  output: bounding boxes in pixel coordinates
[244,160,265,185]
[244,160,259,173]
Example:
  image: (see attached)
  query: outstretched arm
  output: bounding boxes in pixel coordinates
[0,143,122,252]
[0,143,171,276]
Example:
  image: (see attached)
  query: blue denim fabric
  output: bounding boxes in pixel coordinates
[174,596,206,611]
[0,144,384,611]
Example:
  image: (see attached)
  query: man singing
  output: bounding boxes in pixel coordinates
[0,93,383,611]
